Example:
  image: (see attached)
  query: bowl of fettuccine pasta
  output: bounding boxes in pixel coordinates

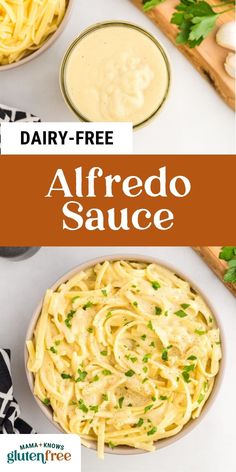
[25,255,224,458]
[0,0,74,70]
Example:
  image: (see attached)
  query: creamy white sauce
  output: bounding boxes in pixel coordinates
[64,25,170,126]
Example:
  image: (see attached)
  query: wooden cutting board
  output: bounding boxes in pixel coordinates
[194,247,236,296]
[130,0,235,110]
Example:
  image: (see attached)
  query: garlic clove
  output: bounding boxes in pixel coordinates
[216,21,236,51]
[224,52,236,78]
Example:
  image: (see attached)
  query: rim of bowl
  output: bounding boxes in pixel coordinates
[25,254,225,456]
[0,0,75,72]
[60,20,171,129]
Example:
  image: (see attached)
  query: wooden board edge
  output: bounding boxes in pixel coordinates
[193,247,236,297]
[130,0,235,111]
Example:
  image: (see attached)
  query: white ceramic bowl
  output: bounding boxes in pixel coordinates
[25,254,225,455]
[0,0,75,71]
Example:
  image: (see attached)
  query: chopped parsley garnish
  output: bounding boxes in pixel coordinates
[147,320,154,331]
[143,353,151,363]
[175,310,188,318]
[102,394,108,401]
[101,289,108,297]
[181,303,190,309]
[43,398,50,405]
[61,373,73,380]
[125,369,135,377]
[219,247,236,283]
[49,346,57,354]
[75,369,87,382]
[100,350,107,356]
[143,366,148,373]
[144,404,153,413]
[161,349,168,361]
[72,296,80,303]
[83,301,94,310]
[126,355,137,363]
[90,405,98,413]
[147,427,157,436]
[141,335,147,341]
[155,306,162,315]
[197,393,205,404]
[182,371,191,383]
[142,377,148,384]
[108,442,116,449]
[195,329,207,336]
[152,396,156,401]
[55,340,60,346]
[159,395,168,400]
[106,311,112,319]
[87,327,93,333]
[136,418,144,427]
[64,310,76,328]
[164,310,168,317]
[78,399,88,413]
[187,355,197,361]
[118,397,124,408]
[102,369,112,376]
[133,301,138,307]
[183,364,195,373]
[151,281,161,290]
[92,375,99,382]
[150,341,155,347]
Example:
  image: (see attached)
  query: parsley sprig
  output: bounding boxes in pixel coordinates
[143,0,235,48]
[219,246,236,283]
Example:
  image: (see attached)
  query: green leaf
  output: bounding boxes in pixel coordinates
[171,12,185,25]
[181,303,190,309]
[144,404,153,413]
[189,14,218,41]
[90,405,99,413]
[102,369,112,376]
[147,427,157,436]
[151,281,161,290]
[118,397,124,408]
[78,399,88,413]
[187,1,215,16]
[143,353,151,363]
[136,418,144,427]
[182,371,191,383]
[155,306,162,315]
[219,247,236,261]
[175,309,188,318]
[162,349,168,361]
[142,0,165,12]
[224,267,236,283]
[125,369,135,377]
[75,369,87,382]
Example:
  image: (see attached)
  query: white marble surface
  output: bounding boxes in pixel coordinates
[0,246,235,472]
[0,0,235,154]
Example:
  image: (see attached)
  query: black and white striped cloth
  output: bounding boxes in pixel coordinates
[0,349,35,434]
[0,103,41,153]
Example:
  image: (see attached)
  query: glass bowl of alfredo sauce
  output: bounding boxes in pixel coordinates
[60,21,171,129]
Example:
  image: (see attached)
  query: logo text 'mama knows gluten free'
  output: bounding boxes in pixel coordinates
[7,441,71,464]
[1,434,81,470]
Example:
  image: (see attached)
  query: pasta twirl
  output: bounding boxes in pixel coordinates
[27,260,222,458]
[0,0,67,65]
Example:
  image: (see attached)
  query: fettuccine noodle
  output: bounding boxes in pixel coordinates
[0,0,67,65]
[27,260,222,458]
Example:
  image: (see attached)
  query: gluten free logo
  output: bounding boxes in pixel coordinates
[7,441,71,464]
[0,434,81,471]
